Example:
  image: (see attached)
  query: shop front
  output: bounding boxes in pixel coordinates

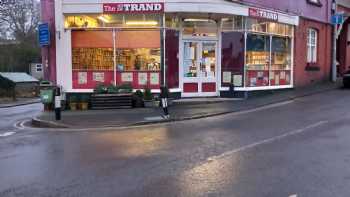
[55,0,298,97]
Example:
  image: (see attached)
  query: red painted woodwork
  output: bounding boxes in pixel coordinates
[165,30,180,89]
[72,70,114,89]
[221,32,245,87]
[72,70,160,89]
[202,83,216,92]
[183,83,198,93]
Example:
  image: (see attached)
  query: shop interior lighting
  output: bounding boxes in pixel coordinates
[98,15,110,23]
[184,18,215,22]
[125,21,158,26]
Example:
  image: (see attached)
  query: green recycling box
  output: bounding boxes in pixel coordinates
[40,89,54,104]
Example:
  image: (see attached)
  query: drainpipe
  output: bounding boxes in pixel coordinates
[332,0,338,82]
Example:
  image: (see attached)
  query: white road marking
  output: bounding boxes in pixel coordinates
[289,194,297,197]
[0,132,16,137]
[207,120,328,161]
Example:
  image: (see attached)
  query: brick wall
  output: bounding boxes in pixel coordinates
[293,18,332,87]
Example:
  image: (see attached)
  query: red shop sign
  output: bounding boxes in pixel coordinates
[103,2,164,14]
[249,8,278,21]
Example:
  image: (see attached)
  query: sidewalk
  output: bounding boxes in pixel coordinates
[0,97,40,108]
[32,81,342,129]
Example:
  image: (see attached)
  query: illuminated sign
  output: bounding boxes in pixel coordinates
[103,2,164,14]
[249,8,278,21]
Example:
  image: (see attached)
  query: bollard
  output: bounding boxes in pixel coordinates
[160,86,170,119]
[54,87,61,121]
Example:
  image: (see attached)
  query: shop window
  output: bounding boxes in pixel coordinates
[71,31,114,89]
[166,15,180,29]
[182,19,218,37]
[222,16,245,31]
[246,18,293,36]
[246,34,270,87]
[307,28,318,63]
[65,14,161,28]
[270,37,292,85]
[116,30,161,76]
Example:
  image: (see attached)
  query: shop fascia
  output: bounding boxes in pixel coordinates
[103,2,164,13]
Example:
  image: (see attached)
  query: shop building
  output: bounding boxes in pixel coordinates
[336,0,350,75]
[41,0,331,98]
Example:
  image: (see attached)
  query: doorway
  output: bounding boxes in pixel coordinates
[181,40,218,97]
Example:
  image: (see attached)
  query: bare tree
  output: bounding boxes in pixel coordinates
[0,0,40,42]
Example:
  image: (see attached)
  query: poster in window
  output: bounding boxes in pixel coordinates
[93,72,105,82]
[280,71,286,80]
[275,75,280,85]
[150,73,159,85]
[250,77,257,87]
[121,72,133,82]
[138,73,148,85]
[233,75,243,86]
[286,74,290,83]
[78,72,87,84]
[223,72,232,83]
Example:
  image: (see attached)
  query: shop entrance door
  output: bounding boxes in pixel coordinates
[181,40,218,97]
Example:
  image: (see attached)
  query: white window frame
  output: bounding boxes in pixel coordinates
[307,28,318,63]
[36,64,43,72]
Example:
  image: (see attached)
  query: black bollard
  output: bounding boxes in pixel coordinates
[54,87,61,121]
[160,86,169,119]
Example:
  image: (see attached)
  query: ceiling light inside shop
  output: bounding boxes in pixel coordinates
[125,21,158,26]
[184,18,215,22]
[98,15,110,23]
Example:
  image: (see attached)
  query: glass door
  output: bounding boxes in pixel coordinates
[182,40,218,97]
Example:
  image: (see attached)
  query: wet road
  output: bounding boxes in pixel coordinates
[1,89,350,197]
[0,103,42,135]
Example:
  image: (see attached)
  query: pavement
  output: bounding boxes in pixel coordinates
[1,86,350,196]
[32,81,342,129]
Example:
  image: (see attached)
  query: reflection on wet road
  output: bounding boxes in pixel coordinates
[1,90,350,196]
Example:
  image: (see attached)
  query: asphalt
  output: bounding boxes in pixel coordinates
[0,88,350,196]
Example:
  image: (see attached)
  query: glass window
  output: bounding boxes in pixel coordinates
[246,18,268,33]
[246,18,293,36]
[221,16,244,31]
[116,48,160,71]
[246,34,270,87]
[166,15,180,29]
[270,37,292,85]
[182,19,218,37]
[307,28,318,63]
[36,64,42,72]
[201,43,216,78]
[183,42,198,77]
[65,14,162,28]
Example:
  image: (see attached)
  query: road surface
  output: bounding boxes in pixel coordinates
[0,89,350,197]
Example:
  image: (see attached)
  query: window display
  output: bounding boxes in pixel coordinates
[270,37,291,85]
[116,48,160,71]
[246,34,270,87]
[71,30,161,89]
